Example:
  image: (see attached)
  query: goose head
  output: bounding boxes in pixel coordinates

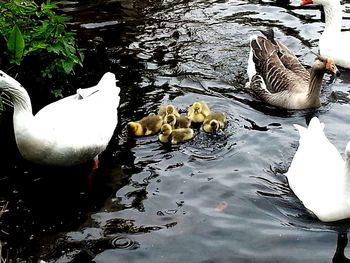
[127,121,144,136]
[313,56,340,76]
[160,124,172,136]
[0,70,32,112]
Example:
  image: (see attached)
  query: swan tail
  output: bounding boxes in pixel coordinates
[307,117,325,132]
[294,117,325,141]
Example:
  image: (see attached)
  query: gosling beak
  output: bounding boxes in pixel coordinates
[300,0,313,5]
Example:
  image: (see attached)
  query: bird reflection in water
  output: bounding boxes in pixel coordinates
[333,233,350,263]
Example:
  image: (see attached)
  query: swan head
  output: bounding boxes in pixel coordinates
[313,56,340,76]
[160,124,172,136]
[192,102,202,114]
[127,121,144,136]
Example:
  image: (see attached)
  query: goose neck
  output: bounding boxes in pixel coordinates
[345,156,350,177]
[5,84,33,114]
[307,67,324,105]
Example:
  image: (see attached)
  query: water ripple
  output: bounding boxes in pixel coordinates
[110,235,140,250]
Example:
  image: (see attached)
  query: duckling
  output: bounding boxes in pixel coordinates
[187,101,211,123]
[127,114,163,136]
[158,104,180,119]
[202,112,226,133]
[159,124,194,144]
[164,114,192,128]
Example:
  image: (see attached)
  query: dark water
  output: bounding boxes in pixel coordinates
[1,0,350,262]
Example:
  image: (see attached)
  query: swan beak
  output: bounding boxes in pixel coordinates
[300,0,313,5]
[326,58,340,77]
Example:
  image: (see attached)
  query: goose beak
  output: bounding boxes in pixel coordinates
[335,69,341,77]
[326,58,340,77]
[300,0,313,5]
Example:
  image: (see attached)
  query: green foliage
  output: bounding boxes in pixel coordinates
[0,0,84,77]
[7,25,25,65]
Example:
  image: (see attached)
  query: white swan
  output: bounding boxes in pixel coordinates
[247,29,339,109]
[0,71,120,167]
[301,0,350,68]
[286,117,350,222]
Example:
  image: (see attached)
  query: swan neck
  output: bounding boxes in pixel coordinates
[323,2,342,34]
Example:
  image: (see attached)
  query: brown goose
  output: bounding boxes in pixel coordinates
[247,29,340,109]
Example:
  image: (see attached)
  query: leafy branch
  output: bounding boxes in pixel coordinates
[0,0,84,77]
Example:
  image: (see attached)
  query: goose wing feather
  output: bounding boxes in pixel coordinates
[259,29,309,81]
[251,36,307,93]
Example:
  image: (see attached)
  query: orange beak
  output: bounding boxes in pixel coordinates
[326,58,341,77]
[300,0,313,5]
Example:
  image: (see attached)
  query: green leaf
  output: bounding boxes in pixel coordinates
[7,25,25,65]
[62,60,74,73]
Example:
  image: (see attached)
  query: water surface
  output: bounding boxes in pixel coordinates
[1,0,350,262]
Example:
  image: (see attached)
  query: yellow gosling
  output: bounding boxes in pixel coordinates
[158,104,180,119]
[171,127,194,144]
[187,101,211,123]
[159,124,172,143]
[164,114,177,127]
[127,121,144,136]
[127,114,163,136]
[176,115,192,128]
[202,112,226,133]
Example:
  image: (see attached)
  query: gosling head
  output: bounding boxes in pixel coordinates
[166,105,176,115]
[192,102,202,114]
[165,114,176,127]
[210,120,220,133]
[127,121,144,136]
[161,124,172,136]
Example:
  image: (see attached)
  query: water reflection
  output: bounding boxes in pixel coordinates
[333,233,350,263]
